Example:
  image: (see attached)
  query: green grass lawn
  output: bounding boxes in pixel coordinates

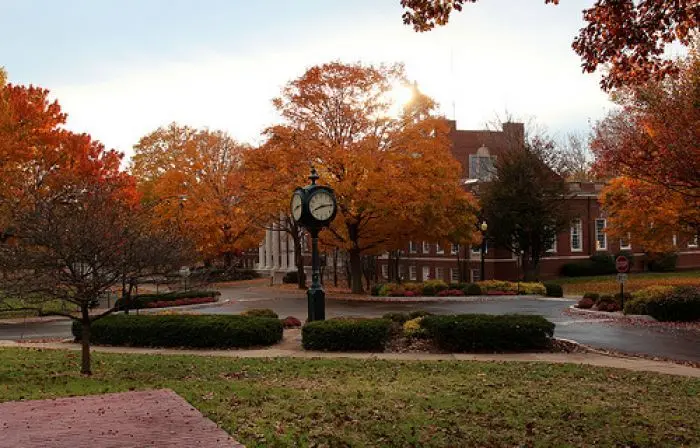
[550,270,700,295]
[0,298,73,319]
[1,348,698,447]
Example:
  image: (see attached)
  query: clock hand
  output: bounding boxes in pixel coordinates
[313,204,331,211]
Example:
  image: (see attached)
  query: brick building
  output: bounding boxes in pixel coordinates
[253,120,700,282]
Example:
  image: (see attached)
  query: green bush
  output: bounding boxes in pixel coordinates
[645,286,700,322]
[561,253,616,277]
[115,289,220,310]
[72,315,283,348]
[382,312,409,324]
[648,252,678,272]
[462,283,483,296]
[421,314,555,352]
[377,283,399,297]
[422,280,448,296]
[519,282,547,295]
[407,310,433,320]
[543,283,563,298]
[371,284,383,296]
[583,292,600,301]
[302,318,392,351]
[595,294,621,312]
[623,298,648,315]
[241,308,278,318]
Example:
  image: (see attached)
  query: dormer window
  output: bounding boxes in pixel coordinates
[469,145,496,181]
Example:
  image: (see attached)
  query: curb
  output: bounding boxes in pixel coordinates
[567,304,656,320]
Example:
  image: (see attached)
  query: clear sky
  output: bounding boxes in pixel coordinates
[1,0,612,157]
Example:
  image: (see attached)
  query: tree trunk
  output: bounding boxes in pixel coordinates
[223,251,233,270]
[349,248,363,294]
[80,305,91,375]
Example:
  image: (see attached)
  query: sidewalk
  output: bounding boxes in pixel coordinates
[2,339,698,378]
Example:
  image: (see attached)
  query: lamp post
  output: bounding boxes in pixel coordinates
[480,221,488,281]
[290,168,337,322]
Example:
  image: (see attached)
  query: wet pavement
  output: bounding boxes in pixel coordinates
[1,283,698,362]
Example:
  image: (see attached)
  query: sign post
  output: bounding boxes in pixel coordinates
[615,255,630,309]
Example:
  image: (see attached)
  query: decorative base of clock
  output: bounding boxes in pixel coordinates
[307,287,325,322]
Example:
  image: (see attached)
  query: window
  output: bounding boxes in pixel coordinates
[471,269,481,282]
[471,241,488,255]
[409,266,417,281]
[595,219,607,251]
[435,267,444,280]
[672,234,677,247]
[398,265,405,278]
[450,268,459,282]
[381,264,388,279]
[545,236,557,253]
[436,244,444,255]
[468,147,496,181]
[620,233,631,250]
[422,266,430,281]
[689,235,699,248]
[570,219,583,252]
[409,241,417,254]
[422,241,430,254]
[451,243,459,255]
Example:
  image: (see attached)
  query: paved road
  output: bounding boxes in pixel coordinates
[1,284,698,362]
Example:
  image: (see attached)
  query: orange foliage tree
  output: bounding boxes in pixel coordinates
[131,124,262,267]
[262,62,478,293]
[593,49,700,248]
[400,0,698,90]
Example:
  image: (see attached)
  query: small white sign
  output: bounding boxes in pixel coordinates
[617,273,628,284]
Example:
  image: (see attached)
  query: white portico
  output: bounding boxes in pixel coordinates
[256,217,295,283]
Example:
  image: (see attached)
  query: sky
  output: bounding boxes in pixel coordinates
[0,0,613,158]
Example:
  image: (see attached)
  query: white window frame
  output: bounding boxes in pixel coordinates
[672,234,677,247]
[689,235,699,248]
[470,268,481,282]
[435,267,444,281]
[422,266,430,281]
[450,268,459,282]
[409,241,417,254]
[451,243,459,255]
[620,233,631,251]
[546,237,557,253]
[409,265,417,281]
[436,244,444,255]
[422,241,430,254]
[595,218,607,251]
[570,218,583,252]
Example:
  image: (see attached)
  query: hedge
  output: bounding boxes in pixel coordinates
[543,283,563,298]
[372,280,546,297]
[647,252,678,272]
[302,318,392,351]
[644,286,700,322]
[241,308,278,318]
[72,314,283,348]
[115,289,220,310]
[420,314,555,352]
[561,253,617,277]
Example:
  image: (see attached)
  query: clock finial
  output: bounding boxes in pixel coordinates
[309,167,319,185]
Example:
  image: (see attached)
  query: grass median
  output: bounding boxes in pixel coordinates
[1,348,698,447]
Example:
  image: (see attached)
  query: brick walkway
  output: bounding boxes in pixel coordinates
[0,389,243,448]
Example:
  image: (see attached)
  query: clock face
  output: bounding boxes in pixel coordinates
[309,190,335,221]
[291,193,302,221]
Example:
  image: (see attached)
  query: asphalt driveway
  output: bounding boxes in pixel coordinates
[1,283,698,362]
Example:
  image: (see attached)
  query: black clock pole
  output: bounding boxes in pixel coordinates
[307,227,325,321]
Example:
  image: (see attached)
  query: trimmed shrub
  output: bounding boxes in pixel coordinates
[370,284,383,296]
[72,315,283,348]
[561,253,616,277]
[115,289,220,310]
[403,283,424,295]
[577,297,595,309]
[645,286,700,322]
[377,283,399,297]
[623,298,648,315]
[382,312,410,324]
[648,252,678,272]
[403,317,428,338]
[624,285,674,315]
[422,280,448,297]
[463,283,483,296]
[281,316,302,328]
[543,283,564,298]
[302,318,392,351]
[241,308,279,318]
[519,282,547,295]
[421,314,555,352]
[583,292,600,301]
[408,310,433,320]
[595,295,621,312]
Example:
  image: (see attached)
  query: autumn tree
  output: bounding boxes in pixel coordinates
[400,0,699,90]
[593,48,700,246]
[131,124,263,268]
[480,136,573,280]
[267,62,478,293]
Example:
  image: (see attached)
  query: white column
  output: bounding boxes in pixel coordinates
[265,228,273,269]
[258,243,265,270]
[281,230,288,270]
[272,223,280,269]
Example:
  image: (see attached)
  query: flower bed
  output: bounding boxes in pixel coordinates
[115,290,221,310]
[372,280,548,297]
[576,285,700,321]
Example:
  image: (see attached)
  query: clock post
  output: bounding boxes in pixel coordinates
[290,168,337,322]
